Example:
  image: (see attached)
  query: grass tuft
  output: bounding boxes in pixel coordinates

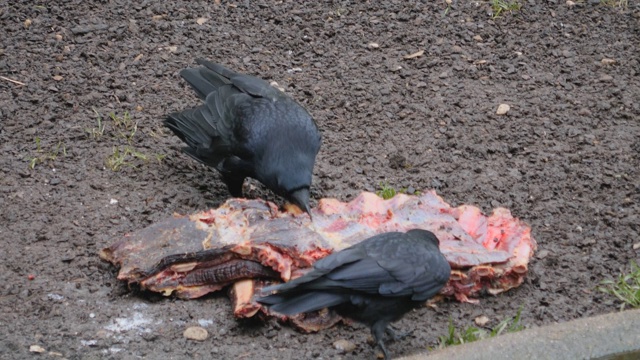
[377,182,398,200]
[443,0,452,17]
[599,261,640,310]
[489,0,522,18]
[376,182,421,200]
[105,146,166,172]
[105,146,146,171]
[436,308,524,349]
[86,108,106,139]
[109,111,138,143]
[600,0,628,8]
[28,137,67,169]
[86,110,137,142]
[88,109,165,171]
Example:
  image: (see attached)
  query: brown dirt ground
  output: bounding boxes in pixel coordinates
[1,1,639,359]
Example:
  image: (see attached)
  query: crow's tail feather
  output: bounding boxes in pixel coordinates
[179,67,230,100]
[165,108,217,150]
[257,291,347,316]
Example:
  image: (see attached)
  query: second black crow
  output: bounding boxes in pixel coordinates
[164,59,321,215]
[257,229,451,359]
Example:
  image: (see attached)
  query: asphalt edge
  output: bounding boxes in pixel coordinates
[399,308,640,360]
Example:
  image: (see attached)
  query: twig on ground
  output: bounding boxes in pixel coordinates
[0,75,26,86]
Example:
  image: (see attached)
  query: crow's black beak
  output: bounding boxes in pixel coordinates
[288,188,312,219]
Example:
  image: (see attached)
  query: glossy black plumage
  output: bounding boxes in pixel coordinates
[257,229,451,359]
[164,59,321,214]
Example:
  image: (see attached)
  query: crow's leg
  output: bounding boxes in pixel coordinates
[385,326,413,342]
[371,321,390,360]
[222,174,245,197]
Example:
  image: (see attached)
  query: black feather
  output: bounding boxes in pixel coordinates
[257,229,451,359]
[164,60,321,213]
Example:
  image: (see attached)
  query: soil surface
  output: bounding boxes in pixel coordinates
[1,1,639,359]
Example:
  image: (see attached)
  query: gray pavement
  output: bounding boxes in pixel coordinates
[400,308,640,360]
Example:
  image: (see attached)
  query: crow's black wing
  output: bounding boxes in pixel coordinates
[374,229,451,301]
[304,231,450,300]
[165,88,254,168]
[261,232,408,296]
[260,243,370,295]
[375,239,450,301]
[256,242,366,315]
[179,67,230,100]
[196,59,284,101]
[195,59,236,79]
[257,231,450,316]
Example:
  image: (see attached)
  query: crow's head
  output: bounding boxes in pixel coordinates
[268,171,313,217]
[258,150,316,218]
[257,127,320,217]
[285,187,311,216]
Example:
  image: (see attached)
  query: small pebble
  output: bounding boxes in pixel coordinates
[333,339,356,353]
[599,74,613,82]
[474,315,489,326]
[496,104,510,115]
[30,345,45,353]
[184,326,208,341]
[601,58,616,65]
[536,249,550,259]
[578,108,592,116]
[404,50,424,59]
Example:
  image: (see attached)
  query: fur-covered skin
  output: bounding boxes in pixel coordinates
[165,59,321,215]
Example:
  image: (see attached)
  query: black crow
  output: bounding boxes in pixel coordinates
[164,59,321,215]
[257,229,451,359]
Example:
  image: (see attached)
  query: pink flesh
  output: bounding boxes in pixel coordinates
[100,190,537,319]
